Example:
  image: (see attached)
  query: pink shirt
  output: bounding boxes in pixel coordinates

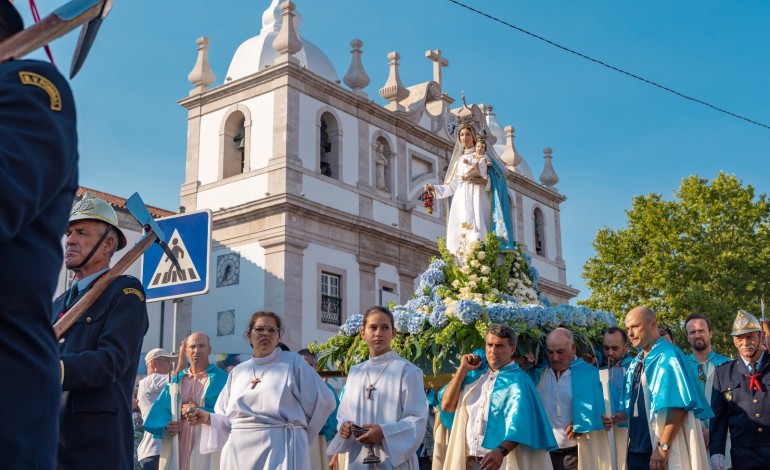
[178,369,209,470]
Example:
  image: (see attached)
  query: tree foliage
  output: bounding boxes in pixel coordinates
[581,173,770,353]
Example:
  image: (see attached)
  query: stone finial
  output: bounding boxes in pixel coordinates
[539,147,560,189]
[500,126,523,169]
[272,0,302,64]
[425,49,448,89]
[188,37,216,95]
[379,51,410,111]
[343,39,370,97]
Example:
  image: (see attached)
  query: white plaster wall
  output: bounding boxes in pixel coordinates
[196,174,270,210]
[191,242,266,355]
[301,244,360,348]
[245,93,275,171]
[302,175,358,214]
[372,200,399,227]
[411,214,445,244]
[531,256,559,281]
[520,195,559,283]
[197,107,229,185]
[375,263,400,303]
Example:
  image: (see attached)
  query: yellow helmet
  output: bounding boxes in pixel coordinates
[731,309,762,336]
[69,192,127,250]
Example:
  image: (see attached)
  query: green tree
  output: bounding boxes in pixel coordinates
[581,173,770,353]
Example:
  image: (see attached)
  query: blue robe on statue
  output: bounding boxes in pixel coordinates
[439,349,557,451]
[488,156,515,252]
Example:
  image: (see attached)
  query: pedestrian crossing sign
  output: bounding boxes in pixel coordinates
[140,210,211,302]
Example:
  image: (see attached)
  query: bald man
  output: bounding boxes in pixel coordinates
[530,328,612,470]
[613,306,711,470]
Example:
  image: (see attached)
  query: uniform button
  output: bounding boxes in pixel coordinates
[757,413,761,418]
[759,428,764,433]
[86,317,92,323]
[755,399,759,404]
[58,338,65,344]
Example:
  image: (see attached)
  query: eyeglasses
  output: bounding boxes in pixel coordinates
[697,364,706,382]
[251,326,280,336]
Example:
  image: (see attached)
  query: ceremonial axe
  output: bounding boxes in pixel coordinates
[54,192,182,339]
[0,0,113,78]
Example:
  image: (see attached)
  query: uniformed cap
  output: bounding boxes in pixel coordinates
[145,348,177,364]
[731,309,762,336]
[69,192,127,250]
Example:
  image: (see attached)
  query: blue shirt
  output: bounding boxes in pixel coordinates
[628,359,652,454]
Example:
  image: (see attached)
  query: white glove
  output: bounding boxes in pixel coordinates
[710,454,725,470]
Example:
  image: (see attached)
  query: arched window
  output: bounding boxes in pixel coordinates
[534,208,546,256]
[221,111,247,179]
[373,136,393,192]
[319,112,340,180]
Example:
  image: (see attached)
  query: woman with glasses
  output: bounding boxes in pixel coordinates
[189,311,336,469]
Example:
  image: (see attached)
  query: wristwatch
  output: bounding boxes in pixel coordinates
[657,442,669,451]
[496,445,510,457]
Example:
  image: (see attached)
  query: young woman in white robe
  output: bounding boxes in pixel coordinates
[327,306,429,469]
[189,311,336,470]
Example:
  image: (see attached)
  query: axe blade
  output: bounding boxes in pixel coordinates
[125,193,182,272]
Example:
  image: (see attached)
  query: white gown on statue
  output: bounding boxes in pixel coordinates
[433,148,491,255]
[199,348,336,470]
[327,350,429,469]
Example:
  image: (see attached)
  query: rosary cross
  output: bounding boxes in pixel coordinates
[250,377,261,389]
[366,384,376,399]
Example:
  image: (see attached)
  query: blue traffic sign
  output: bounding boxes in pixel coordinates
[141,210,211,302]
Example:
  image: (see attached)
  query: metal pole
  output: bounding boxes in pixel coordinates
[172,298,181,351]
[159,300,165,348]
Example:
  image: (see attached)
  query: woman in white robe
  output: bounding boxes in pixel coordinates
[191,311,336,470]
[327,306,429,469]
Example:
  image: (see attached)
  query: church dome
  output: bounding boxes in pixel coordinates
[225,0,339,83]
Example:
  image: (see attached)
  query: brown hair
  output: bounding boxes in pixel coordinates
[684,313,712,332]
[246,311,283,336]
[487,324,518,346]
[363,306,394,329]
[457,124,477,145]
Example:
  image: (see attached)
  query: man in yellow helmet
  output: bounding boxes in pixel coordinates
[53,193,149,470]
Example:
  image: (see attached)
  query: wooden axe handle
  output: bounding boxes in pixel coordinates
[54,232,156,339]
[0,2,101,62]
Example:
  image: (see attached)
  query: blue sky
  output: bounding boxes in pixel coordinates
[19,0,770,302]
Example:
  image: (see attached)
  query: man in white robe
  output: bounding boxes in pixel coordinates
[196,347,336,470]
[327,349,429,469]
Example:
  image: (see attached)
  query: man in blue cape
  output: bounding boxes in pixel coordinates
[600,326,633,470]
[612,306,711,470]
[529,328,612,470]
[439,324,556,469]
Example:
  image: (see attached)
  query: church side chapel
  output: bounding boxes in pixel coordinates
[175,0,611,366]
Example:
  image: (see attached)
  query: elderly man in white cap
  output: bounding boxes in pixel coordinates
[137,348,177,470]
[53,192,149,470]
[710,310,770,470]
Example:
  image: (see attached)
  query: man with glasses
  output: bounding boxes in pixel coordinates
[685,313,730,457]
[145,333,227,470]
[710,310,770,470]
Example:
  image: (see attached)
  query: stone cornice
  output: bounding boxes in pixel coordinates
[538,277,579,298]
[507,172,567,208]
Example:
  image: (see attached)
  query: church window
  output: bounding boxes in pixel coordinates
[221,111,248,178]
[319,112,340,180]
[534,208,546,256]
[321,272,343,325]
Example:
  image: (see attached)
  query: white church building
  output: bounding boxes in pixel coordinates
[146,0,577,356]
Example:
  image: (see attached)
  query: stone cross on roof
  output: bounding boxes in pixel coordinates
[425,49,448,88]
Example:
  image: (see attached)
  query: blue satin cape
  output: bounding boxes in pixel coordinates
[623,338,714,421]
[439,349,557,451]
[144,364,228,438]
[320,382,340,441]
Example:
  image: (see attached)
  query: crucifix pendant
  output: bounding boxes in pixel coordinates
[366,384,376,399]
[250,378,261,389]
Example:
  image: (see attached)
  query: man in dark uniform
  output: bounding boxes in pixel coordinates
[0,2,79,468]
[54,193,149,470]
[710,310,770,470]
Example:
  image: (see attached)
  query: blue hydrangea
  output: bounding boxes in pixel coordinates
[405,295,432,312]
[528,265,540,290]
[596,311,618,327]
[553,304,574,326]
[340,313,364,336]
[392,307,412,332]
[406,312,426,334]
[538,294,552,308]
[429,305,448,328]
[428,258,448,271]
[419,267,445,287]
[485,303,514,323]
[455,299,482,325]
[519,304,545,329]
[575,306,595,327]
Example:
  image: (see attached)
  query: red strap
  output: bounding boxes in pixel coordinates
[28,0,56,66]
[743,373,763,392]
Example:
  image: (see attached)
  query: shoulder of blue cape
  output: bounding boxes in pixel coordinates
[569,358,607,433]
[710,352,732,367]
[642,339,714,420]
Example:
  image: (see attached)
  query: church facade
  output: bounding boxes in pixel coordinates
[175,0,577,354]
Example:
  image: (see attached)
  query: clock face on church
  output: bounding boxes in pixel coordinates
[216,253,240,288]
[445,114,458,140]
